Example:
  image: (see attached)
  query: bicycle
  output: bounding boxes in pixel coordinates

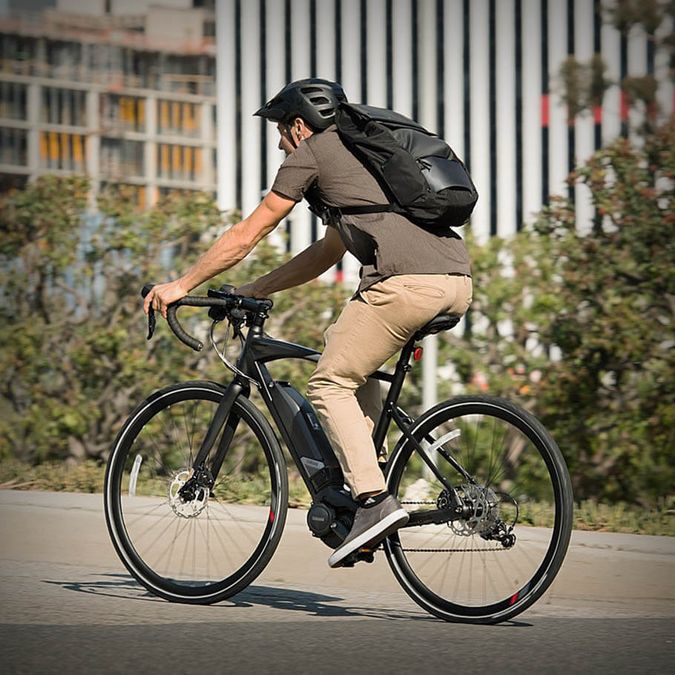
[104,284,573,624]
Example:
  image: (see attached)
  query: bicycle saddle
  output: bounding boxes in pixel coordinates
[414,314,461,341]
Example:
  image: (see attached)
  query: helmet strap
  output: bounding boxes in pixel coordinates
[282,122,299,149]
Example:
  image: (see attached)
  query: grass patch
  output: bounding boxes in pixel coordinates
[0,458,106,493]
[573,499,675,537]
[1,459,672,536]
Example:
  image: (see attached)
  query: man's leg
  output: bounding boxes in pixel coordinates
[308,274,471,499]
[355,378,387,461]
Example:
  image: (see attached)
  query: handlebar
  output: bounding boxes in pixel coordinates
[141,284,273,352]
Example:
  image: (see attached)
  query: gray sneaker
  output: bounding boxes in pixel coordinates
[328,495,409,568]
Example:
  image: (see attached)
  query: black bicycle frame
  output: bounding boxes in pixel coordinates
[186,307,465,514]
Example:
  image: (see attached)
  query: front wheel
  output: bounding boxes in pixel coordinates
[385,395,573,623]
[104,381,288,604]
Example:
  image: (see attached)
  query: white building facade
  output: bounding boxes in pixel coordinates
[215,0,673,280]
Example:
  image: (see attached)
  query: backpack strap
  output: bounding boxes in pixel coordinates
[306,186,397,225]
[338,204,395,215]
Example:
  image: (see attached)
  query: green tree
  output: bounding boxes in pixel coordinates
[0,179,348,463]
[439,120,674,505]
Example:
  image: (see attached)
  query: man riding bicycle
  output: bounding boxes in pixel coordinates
[143,78,473,568]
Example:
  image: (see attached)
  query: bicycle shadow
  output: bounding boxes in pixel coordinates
[41,574,439,621]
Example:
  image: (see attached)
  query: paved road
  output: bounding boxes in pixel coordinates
[1,490,673,673]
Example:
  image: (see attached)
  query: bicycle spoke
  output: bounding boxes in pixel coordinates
[107,386,286,599]
[388,396,572,622]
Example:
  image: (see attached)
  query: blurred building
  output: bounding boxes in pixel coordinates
[0,0,216,207]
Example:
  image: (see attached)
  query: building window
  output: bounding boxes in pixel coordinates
[100,138,144,178]
[0,173,28,193]
[101,94,145,133]
[0,127,28,166]
[40,87,87,127]
[38,131,86,171]
[157,143,201,181]
[0,82,28,121]
[157,100,200,137]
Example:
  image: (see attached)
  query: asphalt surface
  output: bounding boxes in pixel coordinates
[1,490,674,674]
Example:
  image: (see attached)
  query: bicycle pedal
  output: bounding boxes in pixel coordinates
[355,547,376,564]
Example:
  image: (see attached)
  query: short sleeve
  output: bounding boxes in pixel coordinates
[270,141,319,202]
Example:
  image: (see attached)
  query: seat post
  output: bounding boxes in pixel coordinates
[372,338,416,452]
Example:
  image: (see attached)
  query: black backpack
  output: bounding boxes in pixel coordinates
[327,103,478,230]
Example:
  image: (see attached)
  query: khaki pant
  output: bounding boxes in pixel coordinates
[307,273,473,498]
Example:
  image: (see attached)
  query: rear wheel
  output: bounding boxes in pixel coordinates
[104,381,287,604]
[385,395,573,623]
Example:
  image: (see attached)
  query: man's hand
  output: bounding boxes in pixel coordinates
[234,281,267,298]
[143,279,190,319]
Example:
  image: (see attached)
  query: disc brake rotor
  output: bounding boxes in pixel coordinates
[449,484,500,537]
[169,470,209,518]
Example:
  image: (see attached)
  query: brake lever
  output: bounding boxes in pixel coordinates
[147,306,156,340]
[141,284,157,340]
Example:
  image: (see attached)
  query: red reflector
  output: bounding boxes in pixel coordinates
[413,347,424,361]
[269,510,275,523]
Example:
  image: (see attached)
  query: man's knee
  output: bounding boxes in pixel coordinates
[307,366,361,406]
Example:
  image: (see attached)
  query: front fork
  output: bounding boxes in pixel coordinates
[178,379,247,501]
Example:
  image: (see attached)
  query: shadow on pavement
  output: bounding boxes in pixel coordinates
[42,574,439,621]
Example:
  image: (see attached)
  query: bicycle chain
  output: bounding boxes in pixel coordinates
[400,500,506,553]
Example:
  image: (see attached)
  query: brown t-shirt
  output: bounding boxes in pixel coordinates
[271,125,471,292]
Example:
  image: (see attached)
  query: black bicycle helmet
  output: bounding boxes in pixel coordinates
[254,78,347,131]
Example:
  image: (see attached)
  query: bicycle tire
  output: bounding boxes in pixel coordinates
[104,380,288,604]
[385,395,573,624]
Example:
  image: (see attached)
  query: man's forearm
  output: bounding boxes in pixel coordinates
[180,222,252,291]
[255,239,340,295]
[179,195,289,291]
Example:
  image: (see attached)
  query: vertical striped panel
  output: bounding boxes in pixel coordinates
[521,0,541,224]
[264,0,286,190]
[469,0,490,242]
[316,0,339,281]
[366,0,388,107]
[443,0,464,157]
[240,0,262,218]
[655,14,674,119]
[214,0,672,251]
[418,0,437,130]
[601,0,622,144]
[216,0,237,211]
[547,0,568,200]
[339,0,364,284]
[288,0,313,255]
[392,0,413,117]
[316,0,337,79]
[263,0,291,251]
[574,0,595,233]
[291,0,312,80]
[496,0,516,237]
[419,0,440,412]
[341,0,362,100]
[627,24,648,143]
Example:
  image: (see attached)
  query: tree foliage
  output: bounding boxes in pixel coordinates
[440,120,674,505]
[0,179,348,463]
[1,121,672,507]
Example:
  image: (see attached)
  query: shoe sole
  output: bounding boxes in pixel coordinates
[328,508,410,568]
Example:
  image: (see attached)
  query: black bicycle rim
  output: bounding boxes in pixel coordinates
[385,397,572,622]
[105,382,286,601]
